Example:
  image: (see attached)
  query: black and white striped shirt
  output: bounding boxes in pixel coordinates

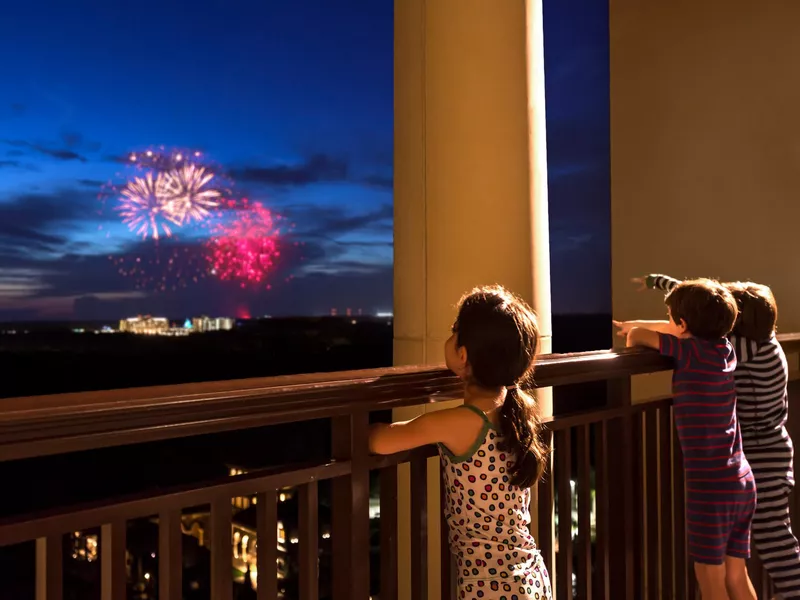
[728,334,790,448]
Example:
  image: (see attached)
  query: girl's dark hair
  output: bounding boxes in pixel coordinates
[453,285,547,489]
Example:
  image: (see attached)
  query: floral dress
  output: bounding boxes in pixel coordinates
[439,404,552,600]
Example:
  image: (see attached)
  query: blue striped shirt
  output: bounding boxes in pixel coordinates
[659,333,752,483]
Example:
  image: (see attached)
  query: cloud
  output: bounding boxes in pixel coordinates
[77,179,106,188]
[104,152,133,164]
[60,130,102,152]
[3,139,88,162]
[0,188,100,261]
[361,174,393,190]
[231,154,348,187]
[0,159,39,172]
[282,202,390,232]
[291,203,392,239]
[0,188,96,227]
[231,153,392,190]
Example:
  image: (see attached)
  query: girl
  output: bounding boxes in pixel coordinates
[369,285,552,599]
[635,274,800,597]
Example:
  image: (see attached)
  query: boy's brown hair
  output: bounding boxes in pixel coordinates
[725,281,777,342]
[665,278,738,340]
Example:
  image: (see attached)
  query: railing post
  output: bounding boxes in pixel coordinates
[100,521,127,600]
[36,536,63,600]
[606,376,636,600]
[576,424,593,600]
[256,491,278,600]
[410,454,428,600]
[555,428,573,600]
[439,473,453,600]
[299,481,320,600]
[381,465,399,600]
[210,498,233,600]
[594,420,610,599]
[158,510,183,600]
[537,428,555,589]
[331,412,371,600]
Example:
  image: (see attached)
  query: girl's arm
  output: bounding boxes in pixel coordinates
[368,407,480,455]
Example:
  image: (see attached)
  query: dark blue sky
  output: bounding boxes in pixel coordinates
[0,0,608,321]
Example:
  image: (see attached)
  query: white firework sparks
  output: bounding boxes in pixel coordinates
[161,164,221,226]
[118,172,174,240]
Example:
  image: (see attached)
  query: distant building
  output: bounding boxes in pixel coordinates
[119,316,169,335]
[191,316,235,333]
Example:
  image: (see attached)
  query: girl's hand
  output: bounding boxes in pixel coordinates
[613,319,634,337]
[631,276,648,292]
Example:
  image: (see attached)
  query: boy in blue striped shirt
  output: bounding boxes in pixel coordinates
[615,278,757,600]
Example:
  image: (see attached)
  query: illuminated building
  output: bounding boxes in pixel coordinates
[118,316,169,335]
[191,316,235,333]
[70,531,98,562]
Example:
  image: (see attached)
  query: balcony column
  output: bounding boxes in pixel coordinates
[394,1,552,598]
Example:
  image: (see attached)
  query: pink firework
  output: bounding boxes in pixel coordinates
[207,201,281,285]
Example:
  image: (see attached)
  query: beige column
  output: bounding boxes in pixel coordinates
[394,1,552,598]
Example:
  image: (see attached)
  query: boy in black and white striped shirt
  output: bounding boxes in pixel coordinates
[639,274,800,596]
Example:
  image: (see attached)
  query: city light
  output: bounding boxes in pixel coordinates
[118,315,234,336]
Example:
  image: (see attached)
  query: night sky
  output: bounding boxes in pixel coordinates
[0,0,608,322]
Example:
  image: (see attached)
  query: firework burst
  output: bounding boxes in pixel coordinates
[108,148,228,240]
[99,147,233,290]
[161,164,221,226]
[117,171,174,240]
[207,200,282,287]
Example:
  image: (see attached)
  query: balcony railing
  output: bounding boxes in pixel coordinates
[1,333,799,600]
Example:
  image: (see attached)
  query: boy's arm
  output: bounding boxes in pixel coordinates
[633,273,681,292]
[614,319,673,337]
[628,328,692,370]
[626,327,661,349]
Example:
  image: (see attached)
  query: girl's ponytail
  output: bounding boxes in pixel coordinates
[499,385,548,489]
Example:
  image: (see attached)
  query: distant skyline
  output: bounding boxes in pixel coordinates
[0,0,608,321]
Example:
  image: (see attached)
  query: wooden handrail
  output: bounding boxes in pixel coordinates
[1,332,798,462]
